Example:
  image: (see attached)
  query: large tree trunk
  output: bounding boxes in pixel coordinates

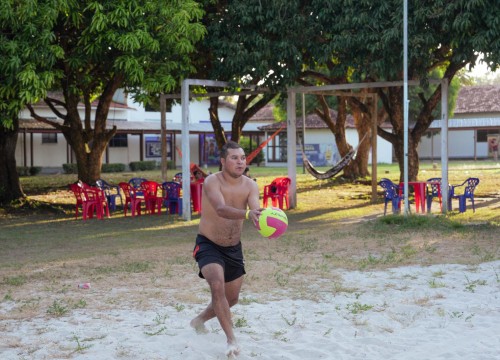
[0,119,25,203]
[27,76,121,185]
[209,93,277,153]
[378,87,421,181]
[314,94,371,178]
[345,107,371,178]
[61,124,107,185]
[392,133,420,182]
[208,97,227,150]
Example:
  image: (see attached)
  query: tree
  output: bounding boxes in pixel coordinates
[24,0,205,184]
[198,0,500,182]
[309,0,500,180]
[0,0,63,204]
[194,0,314,152]
[201,1,377,179]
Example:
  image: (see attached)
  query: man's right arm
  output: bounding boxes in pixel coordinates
[246,180,263,224]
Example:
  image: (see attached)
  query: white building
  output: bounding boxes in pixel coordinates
[15,92,395,172]
[259,109,394,166]
[16,93,269,171]
[418,85,500,160]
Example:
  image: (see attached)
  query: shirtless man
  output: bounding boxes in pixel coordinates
[190,141,262,357]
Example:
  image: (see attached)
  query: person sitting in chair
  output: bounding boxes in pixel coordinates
[193,170,206,183]
[243,167,256,181]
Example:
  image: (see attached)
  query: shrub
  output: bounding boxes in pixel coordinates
[129,160,157,171]
[16,167,30,176]
[17,167,42,176]
[62,163,78,174]
[160,160,176,170]
[101,163,126,173]
[29,166,42,176]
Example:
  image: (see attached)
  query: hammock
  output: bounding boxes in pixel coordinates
[246,123,286,165]
[300,133,368,180]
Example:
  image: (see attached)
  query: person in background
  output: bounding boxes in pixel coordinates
[243,167,256,181]
[193,170,205,183]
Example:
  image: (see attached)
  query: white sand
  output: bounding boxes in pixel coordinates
[1,261,499,360]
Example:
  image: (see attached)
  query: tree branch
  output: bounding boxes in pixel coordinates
[26,104,66,132]
[44,98,68,120]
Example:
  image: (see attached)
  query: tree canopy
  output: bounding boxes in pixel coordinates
[205,0,500,179]
[24,0,206,184]
[0,0,64,203]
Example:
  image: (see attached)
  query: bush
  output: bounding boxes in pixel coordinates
[129,160,157,171]
[16,167,30,176]
[101,163,126,173]
[166,160,176,170]
[17,167,42,176]
[62,163,78,174]
[29,167,42,176]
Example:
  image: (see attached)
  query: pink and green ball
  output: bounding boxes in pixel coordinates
[256,207,288,239]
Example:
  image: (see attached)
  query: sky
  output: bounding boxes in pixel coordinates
[466,54,499,79]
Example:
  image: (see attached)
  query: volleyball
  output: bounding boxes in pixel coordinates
[256,207,288,239]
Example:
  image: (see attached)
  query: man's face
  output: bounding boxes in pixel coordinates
[221,148,246,178]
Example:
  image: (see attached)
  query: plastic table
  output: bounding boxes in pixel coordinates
[399,181,427,213]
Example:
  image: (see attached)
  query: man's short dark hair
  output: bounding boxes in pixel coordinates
[221,141,243,159]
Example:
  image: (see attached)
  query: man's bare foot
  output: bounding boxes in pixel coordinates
[226,341,241,358]
[190,317,208,334]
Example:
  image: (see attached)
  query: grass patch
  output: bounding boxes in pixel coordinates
[346,302,373,314]
[2,275,27,286]
[375,214,464,231]
[47,300,69,317]
[94,261,154,275]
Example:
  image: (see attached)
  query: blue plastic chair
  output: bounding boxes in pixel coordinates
[173,172,183,183]
[426,177,442,212]
[96,179,122,211]
[449,177,480,213]
[161,181,182,215]
[378,178,402,215]
[128,177,147,196]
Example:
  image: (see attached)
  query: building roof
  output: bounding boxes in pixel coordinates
[429,117,500,129]
[29,92,135,111]
[259,109,354,131]
[249,103,275,122]
[454,85,500,114]
[18,119,265,134]
[258,109,394,131]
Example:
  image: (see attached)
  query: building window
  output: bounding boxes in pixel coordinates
[266,134,287,162]
[109,134,128,147]
[42,133,57,144]
[477,129,499,142]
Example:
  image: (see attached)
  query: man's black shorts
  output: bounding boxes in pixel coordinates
[192,234,246,283]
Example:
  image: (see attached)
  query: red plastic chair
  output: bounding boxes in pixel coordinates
[263,177,291,210]
[140,181,163,215]
[119,182,145,216]
[69,183,85,219]
[190,182,203,213]
[263,178,281,207]
[81,182,110,220]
